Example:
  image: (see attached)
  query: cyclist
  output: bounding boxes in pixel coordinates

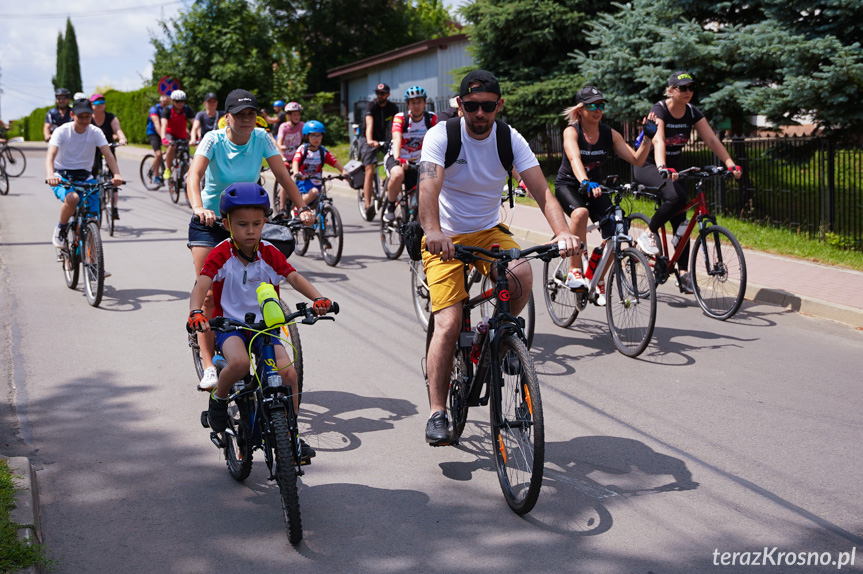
[634,71,742,293]
[555,86,653,303]
[160,89,195,180]
[43,88,73,142]
[190,92,223,144]
[263,99,287,136]
[90,94,128,221]
[0,117,10,140]
[187,182,331,460]
[147,94,171,185]
[291,120,349,208]
[360,83,399,219]
[434,96,460,122]
[46,98,124,247]
[418,70,579,445]
[186,89,312,391]
[276,101,304,159]
[382,85,437,224]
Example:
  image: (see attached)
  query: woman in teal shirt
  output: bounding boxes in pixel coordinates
[186,89,312,390]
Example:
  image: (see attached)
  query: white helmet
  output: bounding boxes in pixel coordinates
[286,101,302,112]
[170,90,187,101]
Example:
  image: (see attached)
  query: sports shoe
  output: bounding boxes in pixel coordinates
[153,175,164,185]
[425,410,450,446]
[198,366,218,391]
[565,268,587,290]
[299,438,316,461]
[637,230,660,255]
[112,207,120,220]
[594,281,607,306]
[382,207,396,223]
[208,394,229,433]
[163,168,172,179]
[365,204,376,221]
[52,225,66,248]
[677,272,694,294]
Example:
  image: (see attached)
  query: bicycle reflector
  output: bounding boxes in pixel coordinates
[257,283,286,327]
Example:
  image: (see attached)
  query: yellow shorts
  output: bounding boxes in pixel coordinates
[422,225,520,313]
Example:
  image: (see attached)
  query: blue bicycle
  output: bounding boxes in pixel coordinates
[292,174,346,266]
[197,294,339,545]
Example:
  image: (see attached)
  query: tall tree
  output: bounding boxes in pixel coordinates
[63,19,83,94]
[52,32,65,90]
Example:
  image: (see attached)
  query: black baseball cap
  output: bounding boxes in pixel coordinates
[458,70,501,98]
[375,83,390,94]
[55,88,71,97]
[225,89,258,114]
[576,86,605,104]
[204,92,218,101]
[669,71,696,86]
[71,98,93,114]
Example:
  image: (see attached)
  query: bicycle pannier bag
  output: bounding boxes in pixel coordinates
[344,159,364,190]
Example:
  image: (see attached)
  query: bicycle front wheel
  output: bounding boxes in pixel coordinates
[294,226,311,256]
[2,147,26,177]
[410,259,431,330]
[542,258,579,328]
[606,247,656,357]
[319,204,343,266]
[690,225,747,320]
[139,154,161,190]
[102,186,115,237]
[169,170,181,203]
[283,322,303,400]
[380,202,406,259]
[225,396,253,481]
[83,221,105,307]
[271,408,303,545]
[0,169,8,195]
[62,226,79,289]
[189,331,205,381]
[491,334,544,515]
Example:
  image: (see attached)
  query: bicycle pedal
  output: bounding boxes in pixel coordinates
[209,431,224,449]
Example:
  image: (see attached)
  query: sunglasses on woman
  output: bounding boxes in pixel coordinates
[676,85,696,93]
[92,100,106,106]
[585,103,605,111]
[461,100,499,113]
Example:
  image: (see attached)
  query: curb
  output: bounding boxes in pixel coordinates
[1,455,42,574]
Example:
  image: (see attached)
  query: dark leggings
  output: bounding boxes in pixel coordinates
[633,165,690,270]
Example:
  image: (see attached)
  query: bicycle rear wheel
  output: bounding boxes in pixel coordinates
[139,154,161,190]
[491,334,544,515]
[425,313,469,442]
[2,146,26,177]
[542,258,579,328]
[319,204,343,266]
[83,221,105,307]
[271,408,303,545]
[410,259,431,330]
[690,225,746,320]
[294,226,311,256]
[380,202,406,259]
[62,226,79,289]
[103,186,115,237]
[225,395,253,481]
[0,169,8,195]
[605,247,656,357]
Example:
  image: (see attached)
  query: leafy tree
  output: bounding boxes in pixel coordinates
[150,0,274,107]
[52,19,82,93]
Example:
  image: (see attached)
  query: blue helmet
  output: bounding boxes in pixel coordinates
[302,120,326,135]
[273,100,285,108]
[404,85,427,100]
[219,182,272,218]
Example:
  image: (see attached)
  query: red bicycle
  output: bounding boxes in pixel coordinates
[630,165,747,320]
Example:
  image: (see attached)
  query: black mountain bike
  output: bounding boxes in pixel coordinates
[355,142,388,222]
[0,141,26,178]
[424,242,561,514]
[380,161,418,259]
[96,143,121,237]
[166,139,191,204]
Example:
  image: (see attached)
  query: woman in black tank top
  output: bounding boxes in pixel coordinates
[554,86,653,296]
[91,94,128,219]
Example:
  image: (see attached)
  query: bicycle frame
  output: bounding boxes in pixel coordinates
[656,191,713,271]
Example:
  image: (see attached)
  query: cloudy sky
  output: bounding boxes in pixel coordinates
[0,0,466,122]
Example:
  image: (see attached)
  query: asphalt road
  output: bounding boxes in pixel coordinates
[1,150,862,573]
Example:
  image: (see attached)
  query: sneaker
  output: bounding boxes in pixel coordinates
[677,272,694,294]
[103,270,112,279]
[425,410,450,446]
[565,268,587,290]
[112,207,120,220]
[594,281,607,306]
[299,438,316,461]
[198,366,218,391]
[382,208,396,223]
[365,204,376,221]
[153,175,164,185]
[52,225,66,248]
[163,168,172,179]
[637,230,660,255]
[208,394,229,433]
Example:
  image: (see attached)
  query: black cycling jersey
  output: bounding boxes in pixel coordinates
[646,100,704,169]
[195,110,224,138]
[92,112,116,145]
[45,107,72,133]
[556,122,613,185]
[365,100,399,142]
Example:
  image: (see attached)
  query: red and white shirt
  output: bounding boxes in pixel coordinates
[392,112,437,162]
[200,239,296,321]
[292,144,338,186]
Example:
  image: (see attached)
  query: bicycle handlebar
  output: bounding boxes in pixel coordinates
[677,165,734,179]
[453,241,566,265]
[200,301,340,334]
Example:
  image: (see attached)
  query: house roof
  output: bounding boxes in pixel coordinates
[327,34,468,79]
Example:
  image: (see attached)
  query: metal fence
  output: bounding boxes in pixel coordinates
[528,125,863,250]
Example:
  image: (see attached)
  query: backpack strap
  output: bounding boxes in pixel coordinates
[494,119,515,207]
[443,117,461,169]
[424,111,431,130]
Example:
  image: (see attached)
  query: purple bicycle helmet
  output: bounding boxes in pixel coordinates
[219,182,272,218]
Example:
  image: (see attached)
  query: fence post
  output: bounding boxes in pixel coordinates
[826,137,835,234]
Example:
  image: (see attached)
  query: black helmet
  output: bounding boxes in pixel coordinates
[55,88,71,97]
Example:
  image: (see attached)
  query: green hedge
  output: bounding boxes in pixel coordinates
[15,106,52,141]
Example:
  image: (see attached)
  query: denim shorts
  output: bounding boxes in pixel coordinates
[188,216,230,249]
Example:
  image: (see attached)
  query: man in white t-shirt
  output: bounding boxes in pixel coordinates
[418,70,580,445]
[46,98,124,248]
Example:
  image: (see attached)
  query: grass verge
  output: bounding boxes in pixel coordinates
[0,459,49,573]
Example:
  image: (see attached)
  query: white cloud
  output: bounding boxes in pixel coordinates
[0,0,186,120]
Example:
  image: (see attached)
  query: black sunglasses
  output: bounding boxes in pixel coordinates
[461,100,499,113]
[676,85,696,93]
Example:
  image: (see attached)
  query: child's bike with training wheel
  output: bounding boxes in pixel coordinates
[193,292,339,545]
[630,165,747,320]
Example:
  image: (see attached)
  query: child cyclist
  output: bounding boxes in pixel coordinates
[291,120,348,209]
[187,182,331,460]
